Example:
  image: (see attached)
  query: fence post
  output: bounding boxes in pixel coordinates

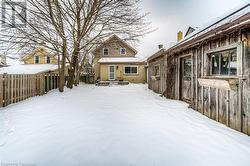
[0,75,3,107]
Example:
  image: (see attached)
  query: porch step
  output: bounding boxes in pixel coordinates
[96,81,129,86]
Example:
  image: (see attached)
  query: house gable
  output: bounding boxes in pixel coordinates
[92,35,137,58]
[21,48,57,65]
[184,26,196,37]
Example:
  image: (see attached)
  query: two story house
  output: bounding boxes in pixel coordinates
[92,35,147,83]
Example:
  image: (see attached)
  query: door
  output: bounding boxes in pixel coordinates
[109,65,115,80]
[180,56,192,102]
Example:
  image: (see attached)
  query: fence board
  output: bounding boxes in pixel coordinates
[0,73,59,108]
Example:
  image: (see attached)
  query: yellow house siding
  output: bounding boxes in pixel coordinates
[93,41,136,58]
[99,64,146,83]
[23,49,57,65]
[94,58,101,80]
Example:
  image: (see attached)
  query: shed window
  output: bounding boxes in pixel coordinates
[209,48,237,76]
[35,55,40,64]
[154,65,160,76]
[124,66,138,74]
[120,48,126,55]
[103,48,109,56]
[46,56,51,64]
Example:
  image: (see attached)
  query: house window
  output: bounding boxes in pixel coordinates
[34,55,40,64]
[103,48,109,56]
[209,48,237,76]
[153,65,160,76]
[46,56,51,64]
[2,1,27,27]
[120,48,126,55]
[124,66,138,74]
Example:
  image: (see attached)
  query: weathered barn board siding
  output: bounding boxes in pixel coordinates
[148,25,250,135]
[148,55,166,94]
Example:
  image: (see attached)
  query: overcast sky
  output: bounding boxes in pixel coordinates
[136,0,248,58]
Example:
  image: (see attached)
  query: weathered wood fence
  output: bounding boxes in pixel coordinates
[0,73,59,108]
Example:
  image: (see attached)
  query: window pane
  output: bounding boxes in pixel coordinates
[220,51,229,75]
[125,67,130,74]
[183,59,191,77]
[211,53,220,75]
[4,4,13,26]
[47,56,51,64]
[154,66,160,76]
[15,4,26,26]
[131,67,137,74]
[35,56,39,64]
[103,49,109,56]
[230,49,237,75]
[121,48,126,55]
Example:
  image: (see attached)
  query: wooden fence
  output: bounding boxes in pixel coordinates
[0,73,59,108]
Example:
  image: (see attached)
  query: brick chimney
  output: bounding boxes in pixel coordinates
[158,44,164,50]
[177,31,183,42]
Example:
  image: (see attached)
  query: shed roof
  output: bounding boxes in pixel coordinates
[171,2,250,51]
[148,2,250,61]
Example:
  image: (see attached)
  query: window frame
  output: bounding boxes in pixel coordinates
[34,55,40,64]
[103,48,109,56]
[46,56,51,64]
[124,66,138,75]
[120,48,127,55]
[2,1,27,28]
[153,64,160,76]
[204,42,242,78]
[207,48,237,76]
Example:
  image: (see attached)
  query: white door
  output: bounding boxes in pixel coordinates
[109,65,115,80]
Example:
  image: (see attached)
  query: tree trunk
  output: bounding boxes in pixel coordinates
[66,42,80,89]
[59,41,67,92]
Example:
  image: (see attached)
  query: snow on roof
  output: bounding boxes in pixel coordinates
[0,64,58,74]
[6,57,21,66]
[173,2,250,49]
[98,57,146,64]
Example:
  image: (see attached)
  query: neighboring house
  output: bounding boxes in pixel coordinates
[0,47,60,75]
[21,48,57,65]
[147,2,250,135]
[92,35,147,83]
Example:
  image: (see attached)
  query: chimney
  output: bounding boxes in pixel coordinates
[158,44,164,50]
[177,31,183,42]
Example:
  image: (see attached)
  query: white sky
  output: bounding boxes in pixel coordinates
[136,0,248,58]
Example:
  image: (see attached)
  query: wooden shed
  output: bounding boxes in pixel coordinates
[148,3,250,135]
[148,49,167,94]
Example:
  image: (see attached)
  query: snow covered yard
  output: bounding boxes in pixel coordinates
[0,84,250,166]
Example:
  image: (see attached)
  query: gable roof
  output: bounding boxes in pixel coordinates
[184,26,196,37]
[92,35,138,55]
[21,47,56,61]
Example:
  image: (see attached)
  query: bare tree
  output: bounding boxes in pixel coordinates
[0,0,150,91]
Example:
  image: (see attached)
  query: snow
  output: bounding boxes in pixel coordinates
[5,57,21,66]
[98,57,146,63]
[0,64,58,74]
[0,84,250,166]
